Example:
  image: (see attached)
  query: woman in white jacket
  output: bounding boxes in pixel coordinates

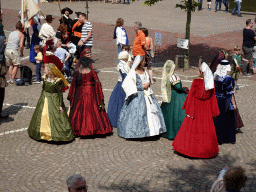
[114,18,129,64]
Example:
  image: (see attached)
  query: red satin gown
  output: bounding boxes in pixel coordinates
[68,70,112,136]
[172,79,220,158]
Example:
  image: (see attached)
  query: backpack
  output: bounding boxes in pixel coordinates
[16,66,32,86]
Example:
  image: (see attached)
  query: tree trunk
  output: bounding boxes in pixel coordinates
[184,0,192,69]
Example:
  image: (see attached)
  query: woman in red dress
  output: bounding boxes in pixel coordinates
[68,56,112,136]
[172,63,220,158]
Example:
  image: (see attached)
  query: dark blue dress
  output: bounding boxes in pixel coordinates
[214,75,236,144]
[29,24,41,63]
[107,70,127,127]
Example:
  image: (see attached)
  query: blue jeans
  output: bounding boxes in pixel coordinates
[124,0,129,3]
[198,0,203,10]
[117,44,122,64]
[215,0,222,11]
[222,0,229,12]
[64,61,70,77]
[232,1,241,15]
[36,62,42,81]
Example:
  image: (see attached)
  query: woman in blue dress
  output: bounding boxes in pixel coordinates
[117,56,166,139]
[214,60,236,144]
[108,51,130,127]
[29,21,41,63]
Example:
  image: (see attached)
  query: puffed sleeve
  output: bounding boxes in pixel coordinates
[55,79,64,107]
[182,79,196,118]
[92,70,104,106]
[67,71,78,108]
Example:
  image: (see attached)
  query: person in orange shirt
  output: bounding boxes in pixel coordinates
[132,22,147,58]
[142,28,154,83]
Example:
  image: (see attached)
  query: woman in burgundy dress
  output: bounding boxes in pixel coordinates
[172,62,220,158]
[68,56,112,136]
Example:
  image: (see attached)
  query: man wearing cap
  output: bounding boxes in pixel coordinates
[39,15,56,43]
[59,7,73,33]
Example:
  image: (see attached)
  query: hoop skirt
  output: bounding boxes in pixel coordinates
[214,76,236,144]
[68,70,112,136]
[117,72,166,138]
[172,79,220,158]
[161,81,187,140]
[107,72,126,127]
[28,77,74,141]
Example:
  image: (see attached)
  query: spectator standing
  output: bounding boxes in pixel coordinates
[39,15,56,44]
[198,0,203,11]
[0,36,9,119]
[141,28,154,83]
[223,0,229,13]
[5,22,25,84]
[242,19,256,76]
[78,13,93,57]
[33,45,43,84]
[207,0,212,10]
[215,0,222,12]
[67,174,87,192]
[132,22,147,60]
[231,0,242,17]
[253,42,256,75]
[210,166,247,192]
[114,18,129,64]
[70,12,82,45]
[230,46,249,89]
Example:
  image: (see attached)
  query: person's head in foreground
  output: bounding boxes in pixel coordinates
[223,166,247,192]
[80,48,91,59]
[67,174,87,192]
[118,51,129,63]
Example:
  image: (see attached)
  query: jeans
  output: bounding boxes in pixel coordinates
[117,44,122,64]
[124,0,129,3]
[215,0,222,11]
[222,0,229,12]
[64,61,70,77]
[36,62,42,81]
[198,0,203,10]
[232,1,241,15]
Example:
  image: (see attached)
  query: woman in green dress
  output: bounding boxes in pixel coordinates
[28,63,74,142]
[160,60,189,140]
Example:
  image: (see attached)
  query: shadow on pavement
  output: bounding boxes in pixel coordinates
[153,43,232,68]
[96,154,255,191]
[0,102,28,125]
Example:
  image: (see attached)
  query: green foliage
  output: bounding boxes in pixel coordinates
[175,0,201,12]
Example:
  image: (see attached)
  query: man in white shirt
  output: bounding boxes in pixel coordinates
[39,15,56,43]
[231,0,242,17]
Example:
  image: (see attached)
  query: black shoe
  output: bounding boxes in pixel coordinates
[238,14,243,17]
[236,128,243,134]
[231,13,235,15]
[0,114,9,119]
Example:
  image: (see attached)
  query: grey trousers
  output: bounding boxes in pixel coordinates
[242,46,253,74]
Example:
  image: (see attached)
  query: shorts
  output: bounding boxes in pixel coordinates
[242,46,253,60]
[253,58,256,68]
[5,49,20,66]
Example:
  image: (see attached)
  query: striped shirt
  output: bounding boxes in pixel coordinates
[81,21,93,47]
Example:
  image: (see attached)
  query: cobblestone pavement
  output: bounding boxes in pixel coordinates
[1,1,256,192]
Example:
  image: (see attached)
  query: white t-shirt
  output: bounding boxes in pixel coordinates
[116,26,127,45]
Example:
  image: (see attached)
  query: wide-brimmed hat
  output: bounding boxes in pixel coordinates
[61,7,73,15]
[45,15,55,21]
